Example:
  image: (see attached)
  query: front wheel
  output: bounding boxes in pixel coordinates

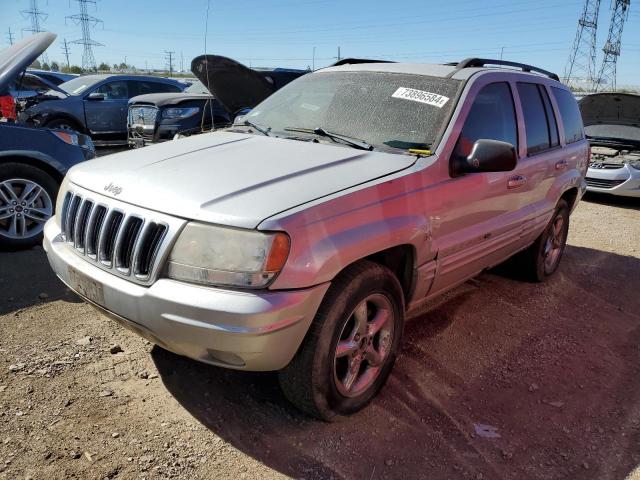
[279,260,405,420]
[0,163,58,249]
[44,117,80,132]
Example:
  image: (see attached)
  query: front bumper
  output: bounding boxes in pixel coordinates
[43,219,330,371]
[585,164,640,197]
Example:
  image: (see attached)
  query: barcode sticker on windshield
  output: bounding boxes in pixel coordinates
[392,87,449,108]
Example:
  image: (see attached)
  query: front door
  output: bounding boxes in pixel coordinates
[84,80,129,135]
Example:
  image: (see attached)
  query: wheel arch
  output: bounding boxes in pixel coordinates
[560,187,579,212]
[0,152,65,184]
[43,113,85,133]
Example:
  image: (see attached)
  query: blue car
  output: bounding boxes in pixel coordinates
[27,69,78,85]
[1,33,96,249]
[19,74,186,145]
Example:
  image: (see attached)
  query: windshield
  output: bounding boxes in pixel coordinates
[185,80,210,94]
[244,71,461,151]
[58,76,103,95]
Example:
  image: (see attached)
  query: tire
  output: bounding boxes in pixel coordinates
[0,163,58,250]
[517,199,570,282]
[279,260,405,421]
[44,117,80,132]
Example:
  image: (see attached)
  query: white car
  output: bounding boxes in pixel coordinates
[581,93,640,197]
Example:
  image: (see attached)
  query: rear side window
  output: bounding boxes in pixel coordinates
[551,87,584,144]
[133,81,182,96]
[517,82,559,154]
[454,82,518,160]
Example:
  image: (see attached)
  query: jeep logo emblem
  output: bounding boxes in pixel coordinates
[104,183,123,196]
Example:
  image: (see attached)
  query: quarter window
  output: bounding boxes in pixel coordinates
[454,82,518,160]
[517,82,559,155]
[551,87,584,144]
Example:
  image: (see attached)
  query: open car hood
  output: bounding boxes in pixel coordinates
[0,32,56,92]
[190,55,306,114]
[579,93,640,142]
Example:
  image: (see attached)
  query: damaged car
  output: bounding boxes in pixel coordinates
[580,92,640,197]
[127,55,306,147]
[0,33,95,249]
[17,74,186,145]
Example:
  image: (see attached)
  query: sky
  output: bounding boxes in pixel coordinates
[2,0,640,86]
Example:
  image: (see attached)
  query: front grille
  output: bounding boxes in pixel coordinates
[585,177,626,189]
[60,190,173,282]
[128,105,158,126]
[589,162,625,170]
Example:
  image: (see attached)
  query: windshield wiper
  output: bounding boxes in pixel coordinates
[243,119,271,136]
[284,127,373,151]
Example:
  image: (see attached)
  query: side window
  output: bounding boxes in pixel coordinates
[93,81,128,100]
[454,82,517,160]
[539,87,560,148]
[133,81,181,96]
[517,82,558,155]
[551,87,584,144]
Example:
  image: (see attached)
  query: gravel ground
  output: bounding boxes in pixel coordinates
[0,192,639,480]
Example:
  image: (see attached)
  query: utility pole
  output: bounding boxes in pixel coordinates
[180,51,184,72]
[594,0,631,91]
[337,46,341,61]
[67,0,104,72]
[312,46,316,70]
[7,28,15,45]
[165,50,175,76]
[61,38,71,68]
[564,0,602,89]
[21,0,49,63]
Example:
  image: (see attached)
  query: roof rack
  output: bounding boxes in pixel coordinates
[455,58,560,81]
[330,58,395,67]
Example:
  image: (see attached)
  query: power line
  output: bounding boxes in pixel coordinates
[6,28,15,45]
[66,0,104,72]
[21,0,49,63]
[61,38,71,68]
[164,50,175,76]
[595,0,631,91]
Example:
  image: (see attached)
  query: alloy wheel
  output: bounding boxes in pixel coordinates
[543,215,565,273]
[0,178,53,240]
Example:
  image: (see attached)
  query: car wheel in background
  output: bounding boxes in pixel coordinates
[0,163,58,249]
[279,260,405,420]
[518,199,570,282]
[44,117,80,132]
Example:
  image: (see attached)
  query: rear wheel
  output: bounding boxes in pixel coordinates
[0,163,58,249]
[518,199,570,281]
[279,260,405,420]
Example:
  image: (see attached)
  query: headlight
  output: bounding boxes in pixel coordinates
[161,107,200,120]
[166,222,290,288]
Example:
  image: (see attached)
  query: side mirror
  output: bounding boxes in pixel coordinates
[87,92,105,101]
[453,139,517,175]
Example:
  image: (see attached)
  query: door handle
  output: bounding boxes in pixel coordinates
[507,174,527,189]
[555,159,569,170]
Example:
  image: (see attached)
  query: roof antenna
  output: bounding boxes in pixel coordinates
[202,0,216,133]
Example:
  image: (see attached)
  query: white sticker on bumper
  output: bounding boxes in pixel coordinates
[392,87,450,108]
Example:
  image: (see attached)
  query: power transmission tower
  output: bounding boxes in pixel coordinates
[66,0,103,72]
[21,0,49,63]
[61,38,71,68]
[7,28,15,45]
[165,51,175,76]
[594,0,631,91]
[564,0,602,89]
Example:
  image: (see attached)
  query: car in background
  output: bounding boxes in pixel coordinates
[127,56,306,147]
[0,33,96,249]
[9,71,64,100]
[18,74,186,145]
[27,69,78,86]
[580,92,640,197]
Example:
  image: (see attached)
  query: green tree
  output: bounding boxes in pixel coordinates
[118,62,128,70]
[30,59,42,69]
[50,61,60,71]
[41,62,50,71]
[98,62,110,71]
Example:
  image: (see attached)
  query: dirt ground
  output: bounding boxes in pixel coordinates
[0,192,639,480]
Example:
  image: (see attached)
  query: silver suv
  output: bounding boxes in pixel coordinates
[44,58,588,420]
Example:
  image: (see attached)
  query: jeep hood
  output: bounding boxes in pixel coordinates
[579,93,640,142]
[0,32,56,91]
[129,92,213,107]
[67,131,416,229]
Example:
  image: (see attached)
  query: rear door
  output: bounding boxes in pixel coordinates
[513,82,564,238]
[84,80,129,134]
